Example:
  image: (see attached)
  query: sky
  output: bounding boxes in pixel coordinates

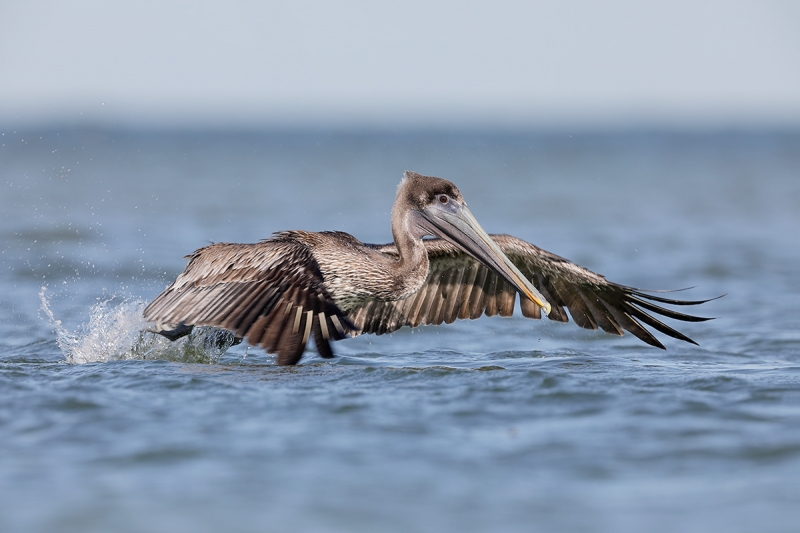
[1,0,799,129]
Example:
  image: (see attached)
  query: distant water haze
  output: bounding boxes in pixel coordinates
[1,0,799,129]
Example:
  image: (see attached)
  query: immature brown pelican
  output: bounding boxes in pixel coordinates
[144,171,714,365]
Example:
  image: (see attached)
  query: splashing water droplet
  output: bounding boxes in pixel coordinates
[40,287,237,364]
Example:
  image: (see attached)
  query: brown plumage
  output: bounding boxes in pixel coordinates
[143,233,354,365]
[144,171,716,365]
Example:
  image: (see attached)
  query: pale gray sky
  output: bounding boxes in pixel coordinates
[1,0,799,128]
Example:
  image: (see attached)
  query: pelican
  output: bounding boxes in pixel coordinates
[144,171,715,365]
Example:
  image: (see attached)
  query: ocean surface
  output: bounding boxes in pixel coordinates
[1,128,799,533]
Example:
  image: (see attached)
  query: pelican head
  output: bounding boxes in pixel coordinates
[396,171,551,315]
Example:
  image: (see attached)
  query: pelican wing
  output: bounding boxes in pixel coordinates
[349,235,714,348]
[144,235,353,365]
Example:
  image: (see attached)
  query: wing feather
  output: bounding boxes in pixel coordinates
[519,293,542,319]
[443,266,467,324]
[143,238,354,365]
[483,274,500,317]
[579,292,623,335]
[456,263,481,320]
[467,266,489,319]
[348,235,715,348]
[596,297,665,349]
[535,273,568,323]
[498,281,516,317]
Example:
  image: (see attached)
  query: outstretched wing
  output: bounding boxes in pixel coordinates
[143,237,353,365]
[348,235,716,348]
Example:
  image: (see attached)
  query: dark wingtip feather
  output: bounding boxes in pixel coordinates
[312,320,335,359]
[623,302,700,346]
[626,295,715,323]
[630,289,726,307]
[594,297,665,349]
[651,339,668,350]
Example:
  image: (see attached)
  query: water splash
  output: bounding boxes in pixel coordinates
[39,287,237,364]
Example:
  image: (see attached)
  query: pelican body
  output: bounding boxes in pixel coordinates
[144,171,714,365]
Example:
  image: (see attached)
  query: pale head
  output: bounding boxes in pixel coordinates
[393,171,551,315]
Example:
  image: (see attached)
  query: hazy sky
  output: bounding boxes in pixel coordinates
[1,0,799,128]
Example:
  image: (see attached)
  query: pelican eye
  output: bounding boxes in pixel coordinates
[439,195,448,204]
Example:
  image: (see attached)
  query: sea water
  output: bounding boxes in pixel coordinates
[1,129,799,532]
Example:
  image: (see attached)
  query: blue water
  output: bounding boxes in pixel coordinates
[1,129,799,532]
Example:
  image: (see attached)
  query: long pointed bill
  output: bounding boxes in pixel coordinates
[422,204,551,315]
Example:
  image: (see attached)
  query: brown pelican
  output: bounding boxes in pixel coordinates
[144,171,715,365]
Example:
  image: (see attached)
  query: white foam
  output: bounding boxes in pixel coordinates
[40,287,237,364]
